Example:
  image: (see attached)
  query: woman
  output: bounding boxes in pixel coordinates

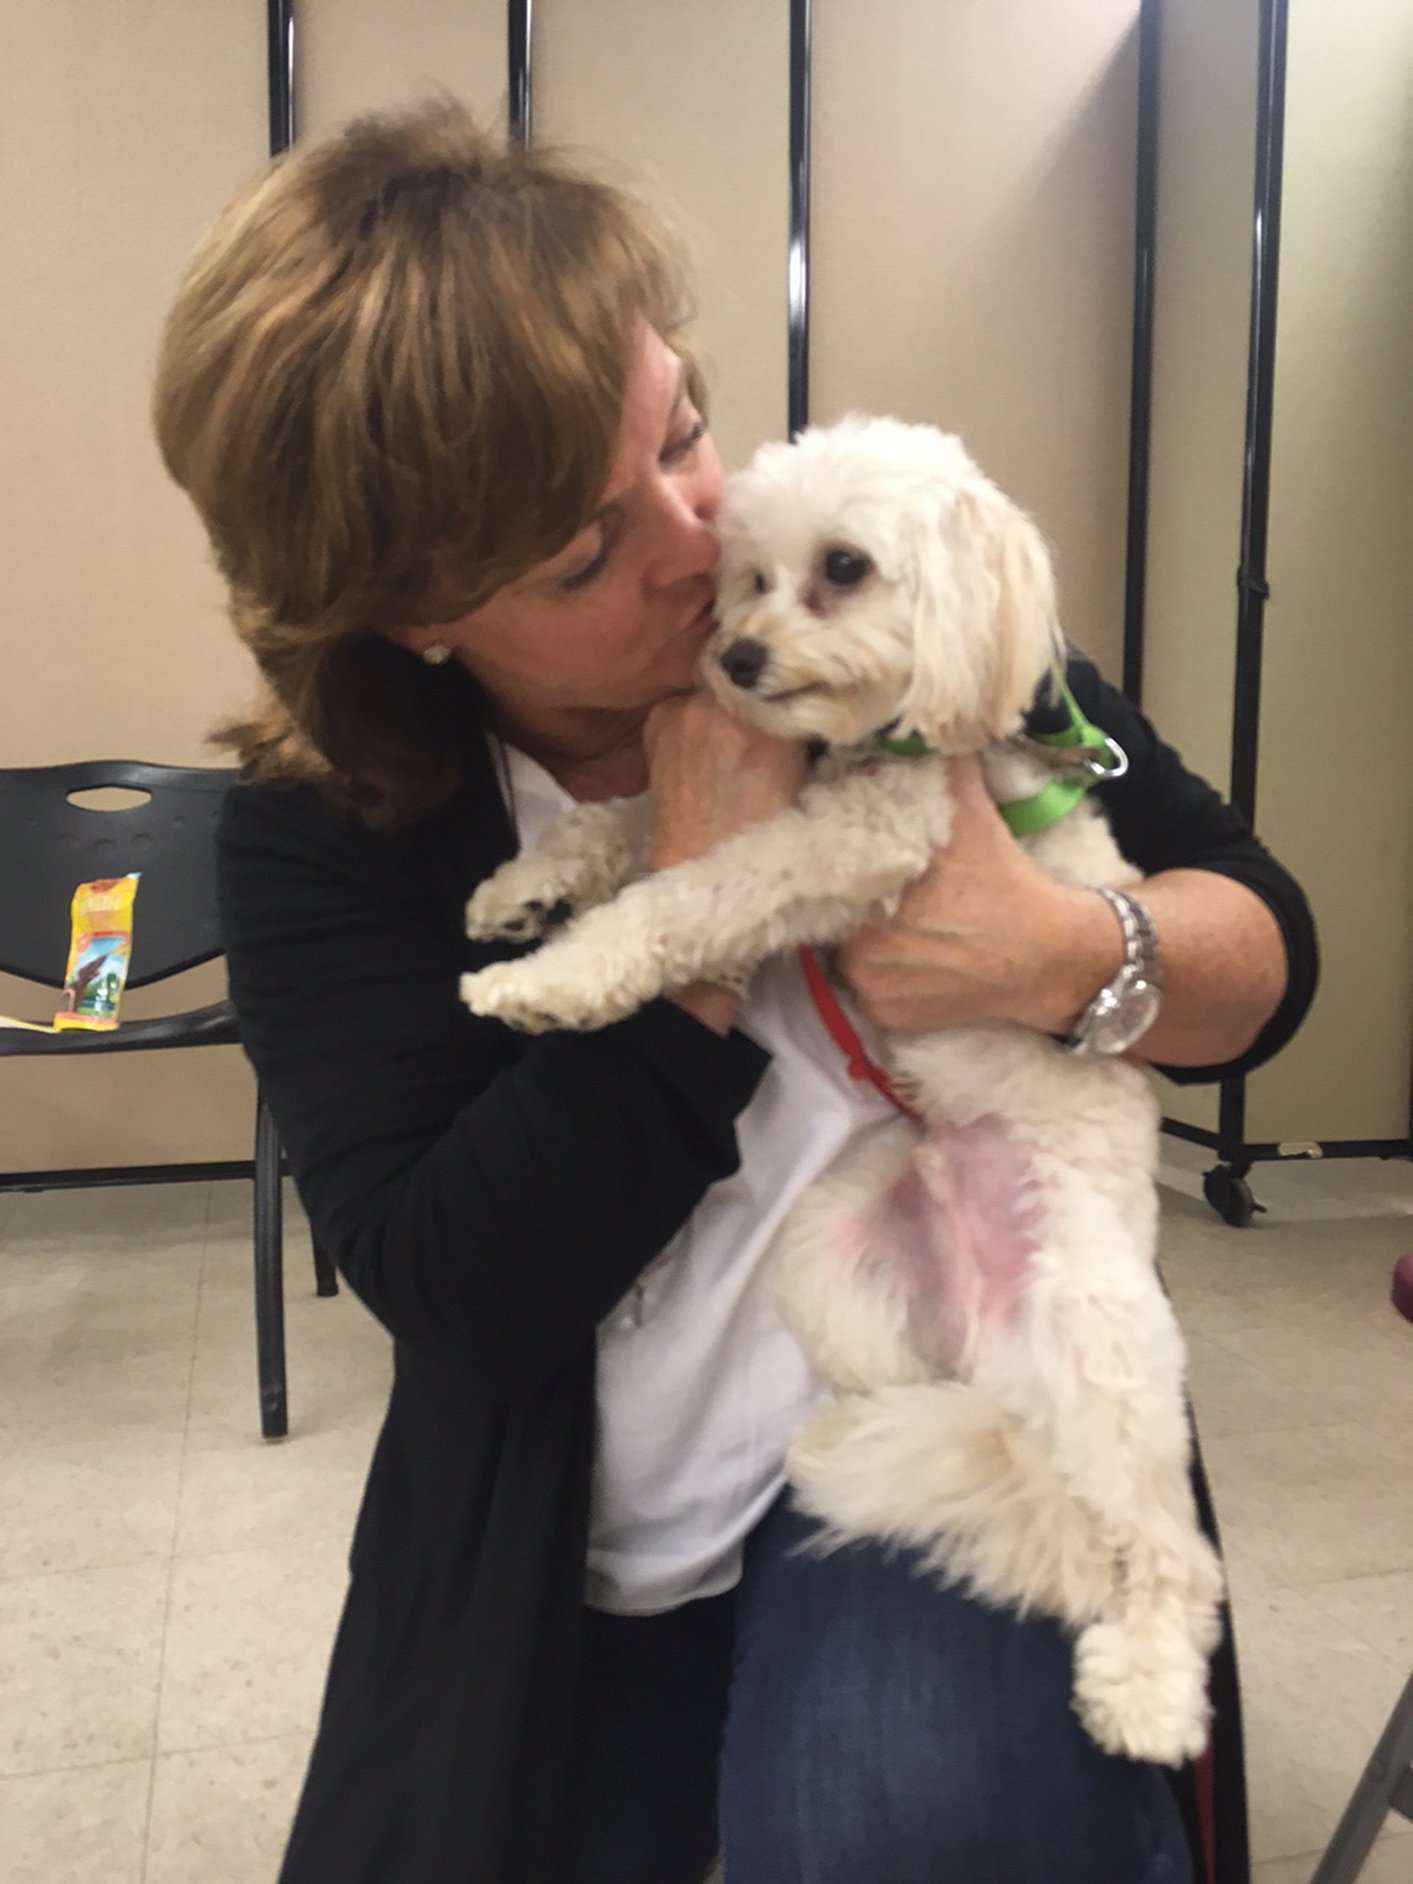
[154,101,1315,1884]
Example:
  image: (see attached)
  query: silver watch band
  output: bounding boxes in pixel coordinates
[1059,888,1163,1057]
[1100,888,1161,991]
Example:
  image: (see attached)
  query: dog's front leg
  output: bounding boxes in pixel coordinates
[465,796,650,944]
[461,762,949,1033]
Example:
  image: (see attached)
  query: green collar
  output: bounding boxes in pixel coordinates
[871,729,933,759]
[869,686,1126,837]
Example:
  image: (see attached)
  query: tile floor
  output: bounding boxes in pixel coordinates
[0,1147,1410,1883]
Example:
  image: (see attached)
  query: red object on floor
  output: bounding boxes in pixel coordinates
[797,946,921,1122]
[1392,1253,1413,1325]
[1194,1743,1218,1884]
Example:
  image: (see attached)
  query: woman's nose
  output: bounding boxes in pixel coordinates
[651,464,723,582]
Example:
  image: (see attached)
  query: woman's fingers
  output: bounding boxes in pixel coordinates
[645,694,807,870]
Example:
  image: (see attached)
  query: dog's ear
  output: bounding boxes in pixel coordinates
[898,474,1065,751]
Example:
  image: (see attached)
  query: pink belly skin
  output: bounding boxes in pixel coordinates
[837,1116,1042,1376]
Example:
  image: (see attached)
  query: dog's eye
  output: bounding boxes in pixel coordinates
[752,571,770,596]
[822,548,873,588]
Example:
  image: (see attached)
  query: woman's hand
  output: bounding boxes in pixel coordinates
[644,694,808,872]
[642,694,807,1035]
[835,755,1120,1036]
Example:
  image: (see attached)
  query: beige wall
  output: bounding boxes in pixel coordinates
[1245,0,1413,1143]
[0,1,270,1170]
[295,0,506,135]
[533,0,790,474]
[1146,0,1413,1146]
[1142,0,1262,1137]
[810,0,1143,678]
[2,2,1147,1172]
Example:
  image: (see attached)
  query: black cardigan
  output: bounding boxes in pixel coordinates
[217,654,1317,1884]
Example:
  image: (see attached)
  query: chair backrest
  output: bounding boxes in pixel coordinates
[0,760,237,989]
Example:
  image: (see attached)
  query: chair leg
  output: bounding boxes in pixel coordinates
[253,1093,288,1440]
[1310,1669,1413,1884]
[312,1237,339,1298]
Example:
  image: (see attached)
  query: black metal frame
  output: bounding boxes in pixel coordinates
[267,0,295,155]
[1122,0,1160,705]
[508,0,532,147]
[0,1161,256,1192]
[1127,0,1411,1213]
[787,0,812,438]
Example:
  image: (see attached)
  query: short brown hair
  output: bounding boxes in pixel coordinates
[153,98,698,824]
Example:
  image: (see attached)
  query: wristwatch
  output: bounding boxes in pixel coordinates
[1059,889,1163,1058]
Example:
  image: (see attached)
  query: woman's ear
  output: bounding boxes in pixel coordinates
[898,475,1064,751]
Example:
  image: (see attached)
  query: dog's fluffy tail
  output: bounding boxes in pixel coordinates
[786,1381,1118,1624]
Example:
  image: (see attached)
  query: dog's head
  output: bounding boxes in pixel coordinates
[703,416,1064,752]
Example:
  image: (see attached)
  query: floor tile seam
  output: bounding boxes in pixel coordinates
[0,1749,162,1783]
[1299,1565,1413,1594]
[139,1752,159,1884]
[153,1717,319,1762]
[1201,1416,1413,1457]
[190,1178,217,1365]
[148,1175,203,1884]
[170,1182,219,1556]
[166,1537,351,1568]
[170,1521,359,1561]
[142,1508,186,1877]
[1256,1824,1413,1870]
[1190,1410,1382,1443]
[0,1550,179,1585]
[146,1168,211,1884]
[150,1725,315,1762]
[1232,1561,1413,1600]
[0,1716,161,1782]
[1287,1596,1413,1647]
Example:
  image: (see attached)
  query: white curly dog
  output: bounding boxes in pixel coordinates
[460,416,1223,1767]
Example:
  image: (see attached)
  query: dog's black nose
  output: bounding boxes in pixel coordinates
[720,638,770,691]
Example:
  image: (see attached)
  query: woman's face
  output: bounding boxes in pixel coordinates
[427,327,724,721]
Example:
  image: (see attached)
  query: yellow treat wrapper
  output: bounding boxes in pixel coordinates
[52,874,140,1032]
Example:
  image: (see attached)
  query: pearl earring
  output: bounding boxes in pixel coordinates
[421,643,452,667]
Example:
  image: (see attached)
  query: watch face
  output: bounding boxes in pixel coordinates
[1084,976,1163,1056]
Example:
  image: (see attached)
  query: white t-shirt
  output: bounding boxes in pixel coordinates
[500,744,896,1615]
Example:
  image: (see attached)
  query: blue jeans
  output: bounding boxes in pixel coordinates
[565,1495,1193,1884]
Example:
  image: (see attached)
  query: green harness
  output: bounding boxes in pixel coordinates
[871,685,1126,838]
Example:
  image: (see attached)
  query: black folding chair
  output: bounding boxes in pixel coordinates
[0,760,336,1439]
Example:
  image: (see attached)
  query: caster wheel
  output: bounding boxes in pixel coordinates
[1203,1165,1261,1228]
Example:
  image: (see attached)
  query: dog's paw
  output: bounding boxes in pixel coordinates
[460,953,643,1034]
[465,872,575,943]
[1071,1617,1212,1767]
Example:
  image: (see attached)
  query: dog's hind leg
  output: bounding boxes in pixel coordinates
[773,1118,933,1395]
[465,796,650,943]
[1016,1169,1225,1765]
[785,1379,1119,1626]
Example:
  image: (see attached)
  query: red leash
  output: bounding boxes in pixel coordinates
[797,947,921,1122]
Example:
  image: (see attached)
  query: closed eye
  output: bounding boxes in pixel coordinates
[662,416,707,464]
[822,547,873,588]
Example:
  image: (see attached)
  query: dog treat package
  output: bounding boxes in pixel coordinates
[52,874,140,1031]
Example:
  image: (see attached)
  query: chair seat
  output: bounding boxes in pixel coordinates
[0,1000,239,1057]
